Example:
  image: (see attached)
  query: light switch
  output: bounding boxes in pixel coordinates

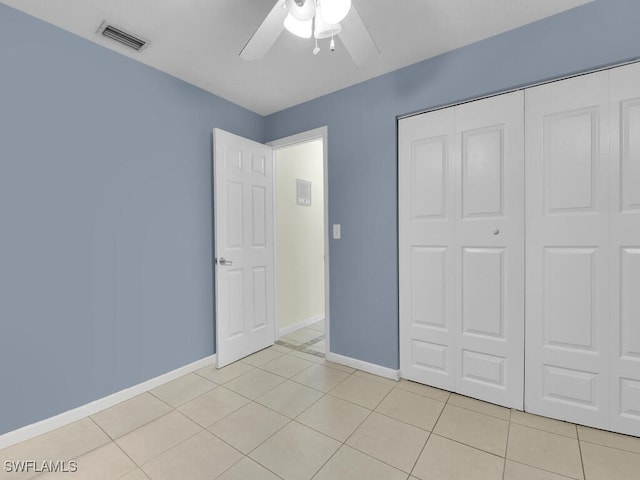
[332,224,341,240]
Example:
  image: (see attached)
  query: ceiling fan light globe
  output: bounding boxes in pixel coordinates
[284,14,312,38]
[319,0,351,24]
[314,8,342,39]
[285,0,316,21]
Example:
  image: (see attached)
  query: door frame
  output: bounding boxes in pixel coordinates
[268,126,330,357]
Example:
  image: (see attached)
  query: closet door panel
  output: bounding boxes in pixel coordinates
[610,62,640,437]
[455,92,525,409]
[399,109,457,391]
[525,72,610,428]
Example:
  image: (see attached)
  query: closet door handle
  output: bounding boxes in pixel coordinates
[493,228,500,235]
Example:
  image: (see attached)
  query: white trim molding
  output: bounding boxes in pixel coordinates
[0,354,217,450]
[278,315,324,338]
[326,352,400,381]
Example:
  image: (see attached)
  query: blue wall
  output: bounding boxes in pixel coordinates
[0,3,263,435]
[265,0,640,369]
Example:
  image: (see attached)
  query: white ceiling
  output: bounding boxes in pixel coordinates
[2,0,591,115]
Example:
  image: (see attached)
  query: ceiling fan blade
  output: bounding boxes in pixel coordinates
[339,4,380,69]
[239,1,287,61]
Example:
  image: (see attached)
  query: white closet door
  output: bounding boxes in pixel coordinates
[610,62,640,437]
[400,92,525,408]
[525,72,611,428]
[455,92,525,408]
[399,108,457,391]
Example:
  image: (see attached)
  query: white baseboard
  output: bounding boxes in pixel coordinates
[0,354,217,450]
[278,315,324,338]
[325,352,400,381]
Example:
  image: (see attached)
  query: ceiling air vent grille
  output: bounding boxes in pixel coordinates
[97,21,149,52]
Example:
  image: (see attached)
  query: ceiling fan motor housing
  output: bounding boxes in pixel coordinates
[286,0,316,21]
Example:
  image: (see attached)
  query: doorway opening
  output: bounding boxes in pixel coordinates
[269,127,329,359]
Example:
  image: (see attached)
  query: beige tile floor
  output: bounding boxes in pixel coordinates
[2,324,640,480]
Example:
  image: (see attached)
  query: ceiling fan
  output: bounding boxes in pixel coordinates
[240,0,380,68]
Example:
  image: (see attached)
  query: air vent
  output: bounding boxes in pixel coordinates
[97,21,149,52]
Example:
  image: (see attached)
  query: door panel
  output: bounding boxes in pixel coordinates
[461,127,504,218]
[214,129,274,367]
[455,92,524,408]
[610,62,640,436]
[399,109,456,391]
[461,247,504,338]
[525,72,610,428]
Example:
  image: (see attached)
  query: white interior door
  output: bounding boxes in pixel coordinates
[525,72,611,428]
[610,62,640,436]
[399,108,457,392]
[399,91,525,409]
[454,93,525,409]
[213,128,275,367]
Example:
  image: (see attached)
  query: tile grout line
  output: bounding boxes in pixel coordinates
[309,385,404,478]
[576,430,587,480]
[207,408,291,479]
[407,395,450,478]
[86,415,142,477]
[501,409,513,480]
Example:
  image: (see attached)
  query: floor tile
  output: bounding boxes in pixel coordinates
[194,361,254,385]
[447,393,510,420]
[177,387,249,427]
[277,338,303,347]
[376,388,445,431]
[329,376,393,409]
[37,442,136,480]
[396,379,451,402]
[347,412,428,473]
[260,355,315,378]
[288,350,323,363]
[433,404,508,456]
[318,360,356,374]
[291,364,351,392]
[308,321,325,333]
[412,434,503,480]
[149,373,215,407]
[308,339,325,352]
[352,370,398,387]
[118,469,150,480]
[581,441,640,480]
[217,457,281,480]
[314,445,407,480]
[250,422,340,480]
[256,380,324,418]
[282,329,322,344]
[92,393,172,439]
[223,368,286,399]
[511,410,577,438]
[242,348,286,367]
[296,395,370,442]
[504,460,574,480]
[507,423,583,479]
[209,402,289,454]
[142,431,242,480]
[577,425,640,453]
[271,343,294,353]
[115,411,201,466]
[0,417,110,475]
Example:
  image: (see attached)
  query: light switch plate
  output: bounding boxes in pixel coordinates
[333,224,341,239]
